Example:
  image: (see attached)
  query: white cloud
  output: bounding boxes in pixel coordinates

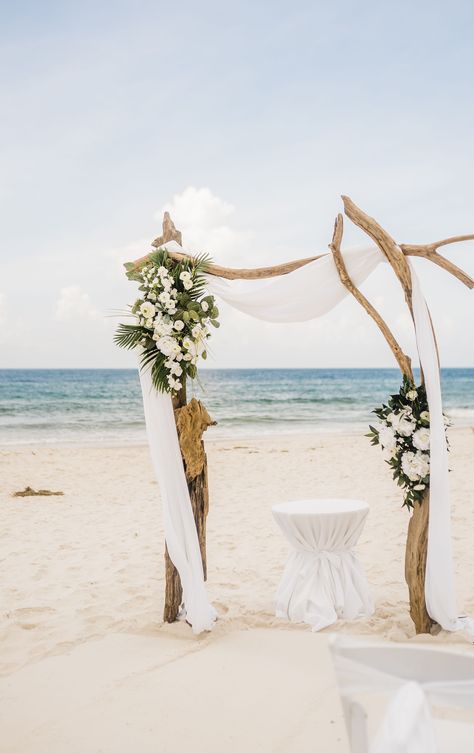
[157,186,252,264]
[55,286,101,322]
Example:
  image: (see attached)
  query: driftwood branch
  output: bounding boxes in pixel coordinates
[127,211,473,288]
[153,211,182,247]
[330,214,413,380]
[400,240,474,289]
[341,196,415,315]
[129,249,325,280]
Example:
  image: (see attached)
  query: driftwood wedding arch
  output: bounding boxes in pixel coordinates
[127,196,473,634]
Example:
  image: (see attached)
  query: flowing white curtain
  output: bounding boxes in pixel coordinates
[139,367,217,633]
[141,240,470,635]
[409,265,474,634]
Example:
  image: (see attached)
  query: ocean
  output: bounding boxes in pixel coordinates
[0,368,473,446]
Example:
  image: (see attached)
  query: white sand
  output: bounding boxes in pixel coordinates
[1,429,473,750]
[0,629,348,753]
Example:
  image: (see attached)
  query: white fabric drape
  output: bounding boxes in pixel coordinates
[139,364,217,633]
[204,244,382,321]
[370,682,439,753]
[331,638,474,753]
[272,499,373,630]
[409,264,474,635]
[140,240,470,635]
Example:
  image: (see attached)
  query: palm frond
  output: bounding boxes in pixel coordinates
[114,323,144,350]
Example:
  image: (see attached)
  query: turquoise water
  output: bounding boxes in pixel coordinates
[0,368,473,445]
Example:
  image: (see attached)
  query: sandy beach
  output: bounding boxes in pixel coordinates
[1,429,473,751]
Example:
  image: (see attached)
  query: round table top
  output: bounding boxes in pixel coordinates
[272,498,369,516]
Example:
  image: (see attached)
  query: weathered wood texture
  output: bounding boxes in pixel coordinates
[337,199,431,633]
[163,398,215,623]
[154,211,215,624]
[405,490,434,634]
[127,204,473,288]
[330,214,413,381]
[162,383,187,623]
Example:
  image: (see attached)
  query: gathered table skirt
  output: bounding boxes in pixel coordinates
[272,499,374,631]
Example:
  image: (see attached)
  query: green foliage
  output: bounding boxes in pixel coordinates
[368,377,430,511]
[115,246,218,395]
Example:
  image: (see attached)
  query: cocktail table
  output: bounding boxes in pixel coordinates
[272,499,374,631]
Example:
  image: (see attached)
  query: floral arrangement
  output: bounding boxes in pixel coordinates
[114,247,219,394]
[367,376,449,509]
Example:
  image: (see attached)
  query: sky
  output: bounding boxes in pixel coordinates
[1,0,473,369]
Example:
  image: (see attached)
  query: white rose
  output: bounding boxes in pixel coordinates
[401,451,430,482]
[191,324,202,338]
[412,427,430,452]
[179,271,191,281]
[140,301,156,319]
[173,320,184,331]
[201,301,209,312]
[183,280,193,291]
[183,353,193,361]
[397,416,416,437]
[158,266,168,277]
[145,318,153,329]
[406,390,418,401]
[414,452,430,479]
[420,411,430,423]
[156,336,178,357]
[378,426,397,454]
[182,337,192,350]
[171,363,183,377]
[401,451,421,482]
[158,292,170,304]
[154,320,173,337]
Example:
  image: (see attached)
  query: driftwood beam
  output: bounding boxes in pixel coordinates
[127,211,473,287]
[330,214,413,381]
[401,244,474,289]
[341,196,414,314]
[129,249,326,280]
[403,233,474,254]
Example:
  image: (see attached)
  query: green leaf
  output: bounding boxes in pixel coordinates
[114,323,144,350]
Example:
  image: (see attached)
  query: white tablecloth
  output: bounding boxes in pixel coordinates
[272,499,374,631]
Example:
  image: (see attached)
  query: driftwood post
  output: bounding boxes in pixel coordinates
[129,200,473,634]
[330,212,432,632]
[336,198,472,632]
[150,213,214,623]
